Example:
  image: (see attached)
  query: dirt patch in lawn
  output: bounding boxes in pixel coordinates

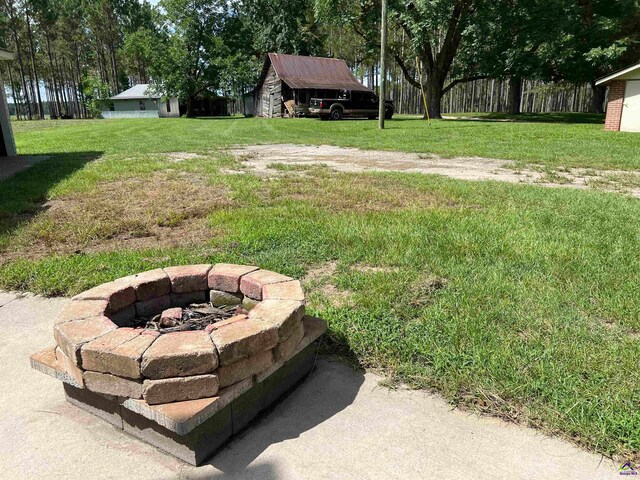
[2,172,231,261]
[351,264,400,274]
[262,170,458,212]
[228,144,640,197]
[302,261,354,308]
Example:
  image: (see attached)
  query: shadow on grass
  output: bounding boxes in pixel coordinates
[0,151,103,239]
[192,116,248,121]
[448,112,605,124]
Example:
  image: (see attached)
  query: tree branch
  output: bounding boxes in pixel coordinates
[393,53,421,89]
[442,75,489,95]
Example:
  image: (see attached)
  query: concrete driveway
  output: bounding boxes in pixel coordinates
[0,291,618,479]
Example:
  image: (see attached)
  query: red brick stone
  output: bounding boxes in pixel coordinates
[273,320,305,362]
[141,331,218,379]
[55,299,110,325]
[143,374,219,405]
[129,268,171,301]
[164,264,212,293]
[84,371,143,398]
[208,264,259,293]
[205,314,247,333]
[248,299,305,342]
[240,270,292,300]
[55,346,85,387]
[103,331,159,379]
[54,316,118,364]
[135,295,171,317]
[262,280,305,302]
[30,347,84,388]
[160,307,183,326]
[217,349,274,387]
[81,328,142,372]
[210,318,278,366]
[73,278,136,313]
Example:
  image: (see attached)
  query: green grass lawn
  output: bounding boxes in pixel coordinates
[3,115,640,460]
[12,113,640,170]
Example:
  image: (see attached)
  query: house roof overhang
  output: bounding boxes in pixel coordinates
[595,62,640,86]
[110,84,161,100]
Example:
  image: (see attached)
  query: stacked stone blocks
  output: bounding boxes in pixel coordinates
[48,264,307,406]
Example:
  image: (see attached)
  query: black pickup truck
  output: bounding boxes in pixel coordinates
[309,90,394,120]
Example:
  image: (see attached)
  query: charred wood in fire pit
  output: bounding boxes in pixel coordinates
[132,302,246,334]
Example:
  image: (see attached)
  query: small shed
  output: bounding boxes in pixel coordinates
[102,84,180,119]
[596,62,640,132]
[0,48,16,156]
[249,53,371,117]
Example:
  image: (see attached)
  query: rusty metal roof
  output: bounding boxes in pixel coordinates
[266,53,371,92]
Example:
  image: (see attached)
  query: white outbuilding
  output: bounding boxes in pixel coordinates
[102,84,180,119]
[596,62,640,132]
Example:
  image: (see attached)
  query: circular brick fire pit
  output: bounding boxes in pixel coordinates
[52,264,306,405]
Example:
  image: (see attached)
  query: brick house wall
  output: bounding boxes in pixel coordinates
[604,80,626,131]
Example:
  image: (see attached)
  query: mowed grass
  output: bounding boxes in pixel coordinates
[2,116,640,460]
[12,113,640,170]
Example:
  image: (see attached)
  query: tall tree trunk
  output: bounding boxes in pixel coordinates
[6,64,20,120]
[9,19,32,119]
[45,36,62,118]
[425,73,444,119]
[109,44,119,93]
[25,10,44,119]
[589,81,605,114]
[74,46,87,118]
[508,76,522,115]
[186,95,196,117]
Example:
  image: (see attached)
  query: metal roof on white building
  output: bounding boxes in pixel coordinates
[110,84,160,100]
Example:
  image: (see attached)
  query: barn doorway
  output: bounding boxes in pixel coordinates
[269,92,274,118]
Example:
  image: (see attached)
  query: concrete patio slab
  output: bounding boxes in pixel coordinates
[0,291,618,479]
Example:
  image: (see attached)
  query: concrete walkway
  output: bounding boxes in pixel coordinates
[0,156,47,181]
[0,292,618,479]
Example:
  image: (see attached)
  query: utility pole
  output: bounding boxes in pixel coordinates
[378,0,387,129]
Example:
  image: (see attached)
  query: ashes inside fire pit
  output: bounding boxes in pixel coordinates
[136,303,246,334]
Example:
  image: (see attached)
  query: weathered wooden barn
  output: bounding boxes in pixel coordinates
[247,53,371,117]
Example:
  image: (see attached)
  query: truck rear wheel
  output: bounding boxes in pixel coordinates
[330,108,344,120]
[385,108,393,120]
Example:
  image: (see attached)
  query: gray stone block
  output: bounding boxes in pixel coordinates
[63,383,123,429]
[61,341,321,466]
[231,380,264,434]
[261,340,316,409]
[121,402,233,466]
